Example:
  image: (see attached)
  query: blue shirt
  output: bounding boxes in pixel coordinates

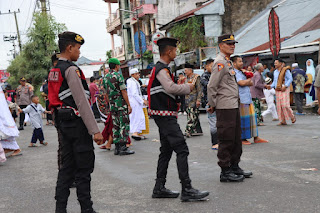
[271,69,293,89]
[235,69,252,104]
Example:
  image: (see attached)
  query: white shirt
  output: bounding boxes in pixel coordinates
[23,103,45,129]
[263,88,276,105]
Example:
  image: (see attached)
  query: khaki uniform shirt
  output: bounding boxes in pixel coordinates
[63,60,100,135]
[207,52,239,109]
[16,84,33,105]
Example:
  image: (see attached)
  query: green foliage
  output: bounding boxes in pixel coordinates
[142,50,153,64]
[7,12,66,88]
[106,50,112,61]
[170,16,207,52]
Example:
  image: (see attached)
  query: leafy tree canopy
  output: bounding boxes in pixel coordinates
[170,16,207,53]
[7,12,66,89]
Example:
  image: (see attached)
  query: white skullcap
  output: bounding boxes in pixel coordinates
[292,63,298,68]
[129,68,139,76]
[265,77,272,84]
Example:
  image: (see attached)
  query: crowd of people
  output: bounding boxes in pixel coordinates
[1,31,320,212]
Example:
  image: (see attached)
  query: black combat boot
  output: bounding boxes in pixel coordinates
[55,202,67,213]
[231,164,253,178]
[180,179,209,202]
[220,167,245,182]
[152,178,180,198]
[114,143,120,155]
[118,143,135,156]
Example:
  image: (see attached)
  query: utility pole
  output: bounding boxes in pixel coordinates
[13,11,22,51]
[40,0,47,14]
[0,10,22,52]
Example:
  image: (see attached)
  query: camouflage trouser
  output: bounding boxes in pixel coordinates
[252,98,263,124]
[185,107,203,135]
[111,110,130,144]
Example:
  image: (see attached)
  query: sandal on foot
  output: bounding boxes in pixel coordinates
[40,142,48,146]
[291,117,296,124]
[131,135,142,141]
[28,144,38,147]
[277,122,287,126]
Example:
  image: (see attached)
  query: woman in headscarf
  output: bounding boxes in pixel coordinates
[305,59,315,106]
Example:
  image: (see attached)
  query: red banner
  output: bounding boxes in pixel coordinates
[268,8,281,57]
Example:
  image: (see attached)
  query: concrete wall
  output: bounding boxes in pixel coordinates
[156,0,207,26]
[222,0,274,34]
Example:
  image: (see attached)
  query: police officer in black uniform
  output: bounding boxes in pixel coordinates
[48,32,103,213]
[148,37,209,202]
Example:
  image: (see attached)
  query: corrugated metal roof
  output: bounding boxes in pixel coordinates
[234,0,320,54]
[281,29,320,47]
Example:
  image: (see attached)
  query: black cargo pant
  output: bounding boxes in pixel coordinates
[55,117,95,212]
[19,105,27,127]
[153,115,190,181]
[216,108,242,169]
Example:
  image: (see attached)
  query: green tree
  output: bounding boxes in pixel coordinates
[170,16,207,52]
[106,50,112,61]
[7,12,66,89]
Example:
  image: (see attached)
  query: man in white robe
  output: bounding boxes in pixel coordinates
[127,68,147,140]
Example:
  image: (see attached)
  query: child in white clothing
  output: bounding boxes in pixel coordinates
[262,77,278,120]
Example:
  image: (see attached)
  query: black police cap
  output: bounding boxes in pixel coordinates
[218,34,238,44]
[156,37,179,47]
[58,31,85,45]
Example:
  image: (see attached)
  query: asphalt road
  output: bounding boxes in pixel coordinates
[1,112,320,213]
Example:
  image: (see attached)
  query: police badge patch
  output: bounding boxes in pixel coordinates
[76,69,81,77]
[217,63,224,72]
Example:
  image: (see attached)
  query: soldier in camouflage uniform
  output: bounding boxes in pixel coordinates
[103,58,135,156]
[184,63,203,137]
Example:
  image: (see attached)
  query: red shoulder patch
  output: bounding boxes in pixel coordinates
[217,63,224,72]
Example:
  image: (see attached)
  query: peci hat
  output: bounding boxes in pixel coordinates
[218,34,238,44]
[291,63,298,68]
[129,68,139,75]
[156,37,179,47]
[108,58,121,65]
[265,77,272,84]
[20,77,26,81]
[58,31,85,45]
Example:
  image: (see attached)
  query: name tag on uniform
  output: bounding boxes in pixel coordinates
[48,68,60,82]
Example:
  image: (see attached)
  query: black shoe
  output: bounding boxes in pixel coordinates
[81,209,97,213]
[114,144,120,155]
[231,165,253,178]
[180,179,209,202]
[55,202,67,213]
[220,169,245,182]
[18,126,24,130]
[152,178,179,198]
[119,146,135,156]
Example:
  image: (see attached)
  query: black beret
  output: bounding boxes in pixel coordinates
[156,37,179,47]
[218,34,238,44]
[58,31,85,45]
[185,63,194,69]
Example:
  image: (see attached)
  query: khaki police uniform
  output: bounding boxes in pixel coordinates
[207,52,242,169]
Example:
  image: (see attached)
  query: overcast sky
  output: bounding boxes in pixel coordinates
[0,0,121,69]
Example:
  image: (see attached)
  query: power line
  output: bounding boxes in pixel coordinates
[50,2,107,15]
[24,0,34,32]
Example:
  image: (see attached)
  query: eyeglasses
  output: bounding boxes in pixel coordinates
[226,42,236,46]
